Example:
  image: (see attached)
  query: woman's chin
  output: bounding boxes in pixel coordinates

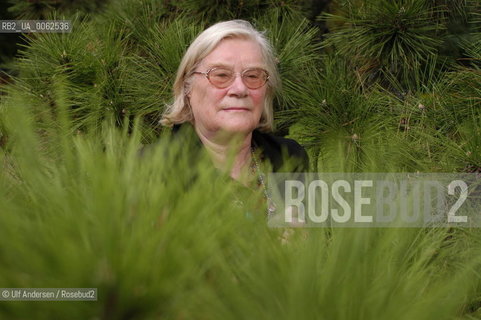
[220,122,256,135]
[217,115,260,133]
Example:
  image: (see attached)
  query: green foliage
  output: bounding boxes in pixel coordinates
[256,8,322,113]
[2,1,323,143]
[281,56,425,172]
[1,1,481,318]
[321,0,447,91]
[6,0,106,20]
[98,0,171,47]
[1,90,481,319]
[1,1,479,173]
[167,0,301,22]
[119,16,204,132]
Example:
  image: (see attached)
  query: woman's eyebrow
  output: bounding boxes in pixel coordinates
[203,63,266,69]
[203,63,230,69]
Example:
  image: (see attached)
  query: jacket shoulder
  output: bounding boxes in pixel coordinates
[252,130,309,172]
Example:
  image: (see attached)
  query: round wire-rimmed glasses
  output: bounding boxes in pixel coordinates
[192,67,269,89]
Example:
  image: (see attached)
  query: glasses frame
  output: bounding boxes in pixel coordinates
[192,67,269,89]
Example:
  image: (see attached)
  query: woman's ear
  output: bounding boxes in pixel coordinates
[184,82,192,98]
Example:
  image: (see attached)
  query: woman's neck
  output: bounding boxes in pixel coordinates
[195,128,253,182]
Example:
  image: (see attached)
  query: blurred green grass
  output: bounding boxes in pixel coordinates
[1,89,481,319]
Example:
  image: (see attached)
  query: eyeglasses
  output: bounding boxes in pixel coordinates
[192,67,269,89]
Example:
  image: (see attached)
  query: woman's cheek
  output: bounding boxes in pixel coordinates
[251,90,266,110]
[252,93,263,104]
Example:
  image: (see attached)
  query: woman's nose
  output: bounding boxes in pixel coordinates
[227,74,248,97]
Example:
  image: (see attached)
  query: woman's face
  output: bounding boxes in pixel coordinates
[188,38,267,139]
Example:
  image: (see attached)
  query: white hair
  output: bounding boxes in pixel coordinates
[161,19,280,132]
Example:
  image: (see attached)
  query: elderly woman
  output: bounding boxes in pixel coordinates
[161,20,308,191]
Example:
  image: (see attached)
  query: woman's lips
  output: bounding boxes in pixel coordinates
[222,107,250,111]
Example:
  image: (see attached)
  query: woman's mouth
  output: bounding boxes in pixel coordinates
[222,107,250,111]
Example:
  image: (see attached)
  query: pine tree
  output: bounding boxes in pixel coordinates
[1,1,481,319]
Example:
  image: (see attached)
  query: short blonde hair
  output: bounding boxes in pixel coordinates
[161,20,280,132]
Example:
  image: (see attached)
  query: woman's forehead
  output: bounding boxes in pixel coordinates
[200,38,265,68]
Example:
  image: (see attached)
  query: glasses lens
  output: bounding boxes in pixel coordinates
[206,68,268,89]
[243,69,268,89]
[208,68,234,88]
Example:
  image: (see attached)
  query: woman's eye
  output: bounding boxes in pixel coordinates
[211,70,232,79]
[245,70,262,79]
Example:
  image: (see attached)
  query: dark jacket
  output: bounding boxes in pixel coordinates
[251,129,309,172]
[172,124,309,173]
